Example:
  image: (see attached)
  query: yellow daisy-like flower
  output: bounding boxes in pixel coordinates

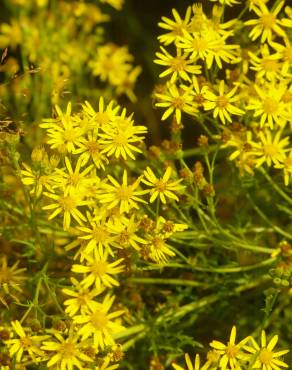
[71,248,124,290]
[247,82,289,129]
[95,356,120,370]
[78,217,116,256]
[40,103,84,154]
[156,83,197,124]
[21,163,52,198]
[252,130,289,167]
[275,150,292,186]
[172,353,208,370]
[108,215,147,251]
[43,190,90,231]
[158,7,192,46]
[0,256,26,297]
[154,47,201,83]
[73,129,109,170]
[210,326,251,370]
[203,80,244,125]
[147,233,175,264]
[99,109,147,160]
[244,330,289,370]
[81,98,120,128]
[54,156,94,196]
[98,170,148,213]
[142,166,184,204]
[73,294,124,350]
[245,1,287,43]
[62,277,102,316]
[248,45,284,81]
[41,327,93,369]
[5,321,47,363]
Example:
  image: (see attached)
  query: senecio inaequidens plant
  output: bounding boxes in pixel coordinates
[0,0,291,370]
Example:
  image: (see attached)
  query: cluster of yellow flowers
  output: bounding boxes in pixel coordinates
[0,98,188,369]
[154,0,292,184]
[0,0,138,121]
[172,326,289,370]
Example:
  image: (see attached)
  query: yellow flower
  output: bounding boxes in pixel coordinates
[147,233,175,264]
[172,353,208,370]
[95,356,120,370]
[177,29,220,62]
[99,109,147,160]
[252,130,289,167]
[71,248,124,290]
[210,326,251,370]
[98,170,148,213]
[0,257,26,306]
[245,1,287,43]
[73,294,124,350]
[81,98,120,128]
[5,321,47,363]
[108,215,147,251]
[41,327,93,369]
[43,190,90,231]
[62,277,102,316]
[275,150,292,186]
[73,129,109,170]
[78,217,116,256]
[244,330,289,370]
[209,0,239,6]
[142,166,184,204]
[246,82,289,129]
[54,156,94,196]
[154,47,201,83]
[248,45,284,81]
[21,163,52,198]
[158,7,192,45]
[203,80,244,125]
[155,83,197,124]
[40,103,85,154]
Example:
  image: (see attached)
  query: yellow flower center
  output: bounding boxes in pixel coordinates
[152,237,164,250]
[259,348,273,365]
[261,13,275,29]
[262,58,279,72]
[225,344,239,358]
[172,97,185,109]
[20,336,33,349]
[217,96,229,108]
[90,311,108,329]
[117,185,133,201]
[59,196,76,211]
[59,341,76,359]
[119,230,130,245]
[263,97,278,114]
[92,227,108,243]
[91,261,108,277]
[77,291,90,305]
[64,128,78,142]
[193,37,208,52]
[68,173,80,187]
[170,57,187,71]
[155,179,167,192]
[264,144,278,156]
[95,112,109,126]
[113,131,128,146]
[86,141,100,154]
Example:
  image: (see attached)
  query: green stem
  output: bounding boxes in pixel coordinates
[128,277,209,288]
